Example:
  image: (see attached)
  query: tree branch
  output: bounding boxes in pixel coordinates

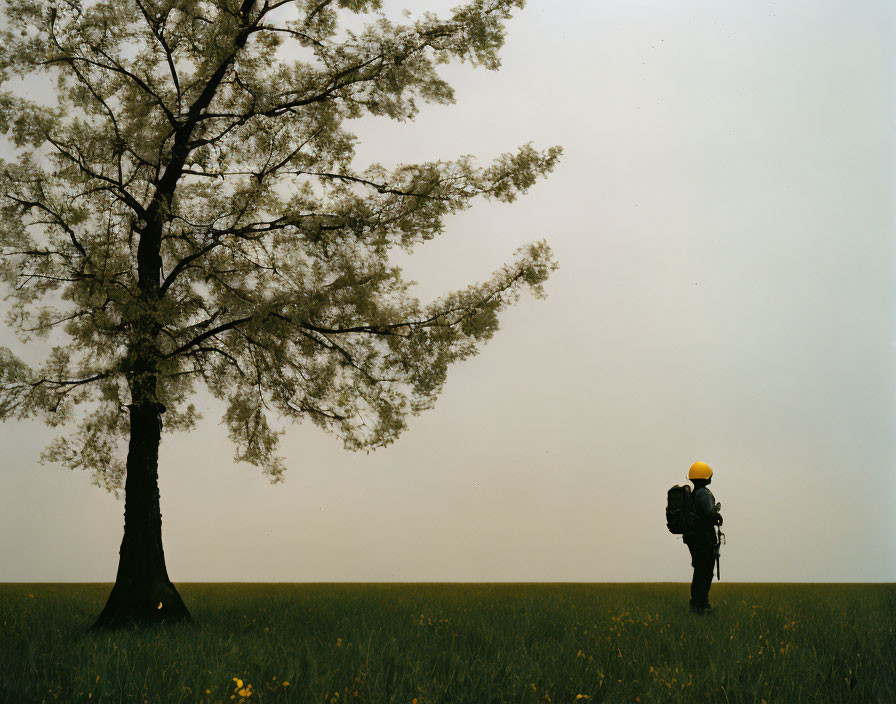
[5,194,90,261]
[44,136,147,218]
[43,14,178,127]
[135,0,182,106]
[165,316,255,358]
[159,238,223,296]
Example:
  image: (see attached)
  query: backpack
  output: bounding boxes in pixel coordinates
[666,484,697,534]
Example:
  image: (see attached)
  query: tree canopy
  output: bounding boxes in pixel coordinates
[0,0,560,490]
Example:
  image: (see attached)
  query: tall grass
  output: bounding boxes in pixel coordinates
[1,583,893,703]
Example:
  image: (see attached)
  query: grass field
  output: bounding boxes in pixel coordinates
[1,583,893,704]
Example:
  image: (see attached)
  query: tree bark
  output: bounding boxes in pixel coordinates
[91,386,190,629]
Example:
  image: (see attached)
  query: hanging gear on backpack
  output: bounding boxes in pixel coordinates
[666,484,698,535]
[714,526,725,580]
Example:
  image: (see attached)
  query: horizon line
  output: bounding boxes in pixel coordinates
[2,580,894,585]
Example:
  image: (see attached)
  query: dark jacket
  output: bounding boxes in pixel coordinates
[684,485,722,542]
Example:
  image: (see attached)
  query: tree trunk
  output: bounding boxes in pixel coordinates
[91,397,191,629]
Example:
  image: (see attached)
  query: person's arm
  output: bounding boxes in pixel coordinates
[694,489,723,525]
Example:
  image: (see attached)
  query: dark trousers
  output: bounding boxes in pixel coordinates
[685,538,715,608]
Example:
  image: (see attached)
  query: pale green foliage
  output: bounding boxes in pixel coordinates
[0,0,559,486]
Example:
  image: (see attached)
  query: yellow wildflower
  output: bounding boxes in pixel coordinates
[233,678,243,688]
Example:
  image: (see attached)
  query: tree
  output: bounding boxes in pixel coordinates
[0,0,559,628]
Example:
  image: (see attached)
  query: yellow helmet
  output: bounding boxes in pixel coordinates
[688,461,713,480]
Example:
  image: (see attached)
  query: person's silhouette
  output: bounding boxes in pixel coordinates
[683,461,723,614]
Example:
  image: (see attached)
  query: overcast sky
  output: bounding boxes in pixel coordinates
[1,0,893,583]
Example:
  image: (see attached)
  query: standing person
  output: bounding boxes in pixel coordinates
[684,461,723,614]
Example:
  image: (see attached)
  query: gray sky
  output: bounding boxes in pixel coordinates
[1,0,894,582]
